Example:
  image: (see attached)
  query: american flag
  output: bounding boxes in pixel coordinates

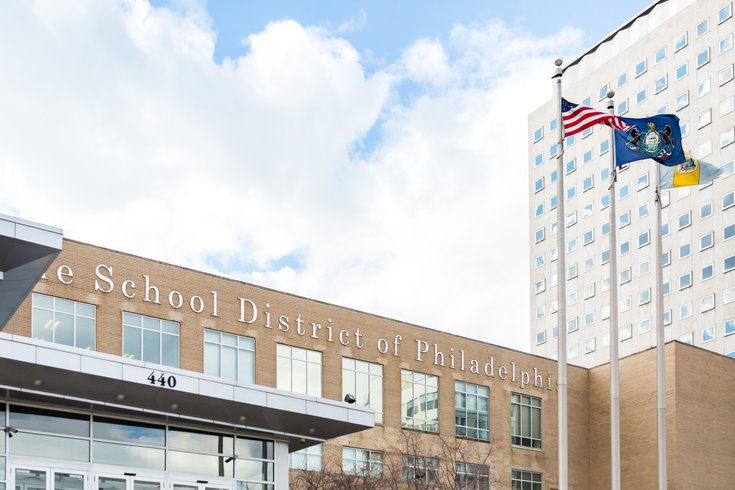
[561,98,631,137]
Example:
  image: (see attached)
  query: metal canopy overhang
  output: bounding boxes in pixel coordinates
[0,214,63,330]
[0,333,374,451]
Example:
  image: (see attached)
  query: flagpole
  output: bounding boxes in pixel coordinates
[606,91,621,490]
[654,161,667,489]
[552,58,568,490]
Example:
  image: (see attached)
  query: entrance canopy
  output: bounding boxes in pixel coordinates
[0,332,374,451]
[0,214,63,330]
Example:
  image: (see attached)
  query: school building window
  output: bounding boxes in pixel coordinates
[123,312,179,368]
[511,393,542,449]
[456,462,490,490]
[403,456,439,485]
[32,293,96,350]
[512,469,543,490]
[455,381,489,440]
[203,329,255,384]
[401,370,439,432]
[342,447,384,477]
[276,344,322,396]
[342,358,384,424]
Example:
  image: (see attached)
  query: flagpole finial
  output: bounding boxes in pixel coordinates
[555,58,563,66]
[607,89,615,99]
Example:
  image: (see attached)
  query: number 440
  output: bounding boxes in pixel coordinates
[147,372,177,388]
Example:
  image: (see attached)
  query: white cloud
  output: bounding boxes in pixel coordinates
[0,1,583,351]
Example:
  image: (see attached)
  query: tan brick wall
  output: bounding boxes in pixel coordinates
[670,343,735,490]
[15,241,733,489]
[588,342,735,490]
[5,239,583,487]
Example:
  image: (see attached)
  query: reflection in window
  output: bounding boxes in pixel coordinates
[512,470,542,490]
[456,462,490,490]
[168,451,235,477]
[401,370,439,432]
[11,405,88,437]
[276,344,322,396]
[343,447,384,477]
[403,456,439,485]
[169,427,234,453]
[455,381,489,440]
[93,417,165,446]
[93,441,165,470]
[204,329,255,384]
[290,444,322,471]
[15,431,86,464]
[123,312,180,367]
[32,293,95,349]
[342,358,384,424]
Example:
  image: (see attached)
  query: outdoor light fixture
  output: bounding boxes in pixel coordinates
[3,427,18,438]
[344,394,356,404]
[225,456,237,463]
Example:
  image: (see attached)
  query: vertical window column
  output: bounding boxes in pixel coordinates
[32,293,96,349]
[454,381,489,440]
[511,393,542,449]
[204,329,255,384]
[123,312,180,368]
[342,358,384,424]
[400,370,439,432]
[276,345,322,396]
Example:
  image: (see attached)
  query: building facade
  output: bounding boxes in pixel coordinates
[528,0,735,367]
[2,224,735,488]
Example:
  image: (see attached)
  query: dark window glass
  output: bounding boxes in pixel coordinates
[10,406,89,437]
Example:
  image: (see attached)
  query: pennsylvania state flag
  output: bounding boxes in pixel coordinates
[613,115,686,167]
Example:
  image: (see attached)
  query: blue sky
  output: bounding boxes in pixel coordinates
[0,0,653,351]
[160,1,651,65]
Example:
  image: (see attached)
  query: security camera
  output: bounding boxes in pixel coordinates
[344,394,356,404]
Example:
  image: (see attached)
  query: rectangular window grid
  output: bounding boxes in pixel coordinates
[204,329,255,384]
[455,381,489,440]
[511,393,541,449]
[32,293,96,350]
[122,312,179,367]
[401,370,439,432]
[343,358,384,424]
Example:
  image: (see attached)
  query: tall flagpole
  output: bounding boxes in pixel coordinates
[606,92,621,490]
[552,58,568,490]
[654,161,668,489]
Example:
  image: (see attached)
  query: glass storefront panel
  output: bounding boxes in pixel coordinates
[98,477,125,490]
[234,440,273,460]
[0,456,4,480]
[168,428,233,454]
[54,473,84,490]
[76,317,96,350]
[237,484,273,490]
[10,406,88,437]
[15,469,46,490]
[234,461,272,483]
[11,433,89,462]
[167,451,233,478]
[173,485,197,490]
[0,404,5,453]
[93,441,164,470]
[133,481,160,490]
[93,418,165,446]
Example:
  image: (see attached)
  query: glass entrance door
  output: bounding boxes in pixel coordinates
[12,466,87,490]
[95,475,162,490]
[170,480,232,490]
